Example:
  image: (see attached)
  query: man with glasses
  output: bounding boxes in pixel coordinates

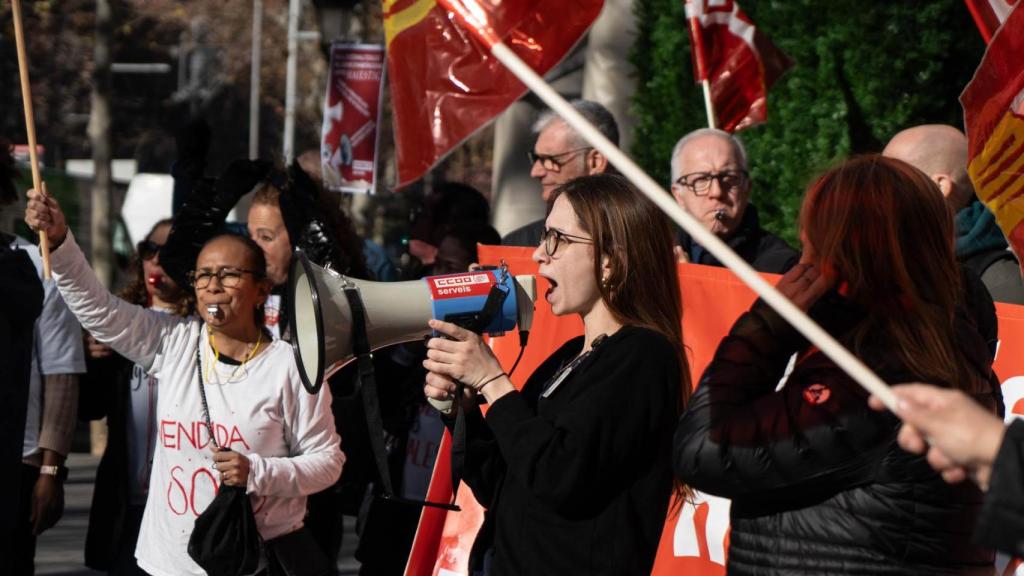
[502,100,618,247]
[670,128,798,273]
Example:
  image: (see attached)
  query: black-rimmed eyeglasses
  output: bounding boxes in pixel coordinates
[673,170,749,196]
[527,147,592,172]
[187,267,261,289]
[541,228,593,256]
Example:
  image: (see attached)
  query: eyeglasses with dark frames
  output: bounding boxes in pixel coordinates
[541,228,593,257]
[673,170,749,196]
[527,147,593,172]
[187,267,261,289]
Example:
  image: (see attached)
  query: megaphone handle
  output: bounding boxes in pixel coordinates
[427,396,456,415]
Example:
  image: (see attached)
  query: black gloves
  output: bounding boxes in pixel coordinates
[218,159,274,206]
[162,159,273,291]
[278,164,349,274]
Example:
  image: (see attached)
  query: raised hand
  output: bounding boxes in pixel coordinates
[24,183,68,247]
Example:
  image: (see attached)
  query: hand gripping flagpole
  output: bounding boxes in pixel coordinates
[11,0,52,278]
[437,0,898,411]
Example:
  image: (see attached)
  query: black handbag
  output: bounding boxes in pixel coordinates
[188,483,263,576]
[186,337,263,576]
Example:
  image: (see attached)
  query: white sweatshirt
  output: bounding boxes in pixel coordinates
[50,233,344,576]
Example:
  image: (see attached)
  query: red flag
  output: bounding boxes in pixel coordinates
[964,0,1019,43]
[961,2,1024,276]
[384,0,604,189]
[685,0,794,132]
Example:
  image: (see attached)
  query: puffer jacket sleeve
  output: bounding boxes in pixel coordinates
[673,299,898,500]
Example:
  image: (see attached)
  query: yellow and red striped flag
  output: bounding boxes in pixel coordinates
[383,0,603,189]
[961,2,1024,277]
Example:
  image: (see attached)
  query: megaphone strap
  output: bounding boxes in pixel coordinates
[340,285,396,499]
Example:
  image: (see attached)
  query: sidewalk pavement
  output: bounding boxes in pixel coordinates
[35,453,361,575]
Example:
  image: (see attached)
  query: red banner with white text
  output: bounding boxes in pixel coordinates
[321,43,385,194]
[405,246,1024,575]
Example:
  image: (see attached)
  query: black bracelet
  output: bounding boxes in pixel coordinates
[477,372,507,391]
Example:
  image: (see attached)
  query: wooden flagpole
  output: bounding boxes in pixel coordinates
[11,0,52,278]
[437,0,898,411]
[700,78,716,129]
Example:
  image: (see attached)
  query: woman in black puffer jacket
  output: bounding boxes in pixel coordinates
[674,155,1002,575]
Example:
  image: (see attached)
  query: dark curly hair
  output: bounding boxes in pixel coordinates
[1,139,20,206]
[119,219,193,317]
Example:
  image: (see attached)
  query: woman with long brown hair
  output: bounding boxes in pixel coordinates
[423,173,690,575]
[674,154,1001,575]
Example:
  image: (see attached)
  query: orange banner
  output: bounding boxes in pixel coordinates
[406,246,1024,575]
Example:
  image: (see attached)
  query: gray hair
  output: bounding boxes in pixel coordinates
[532,99,620,147]
[670,128,749,182]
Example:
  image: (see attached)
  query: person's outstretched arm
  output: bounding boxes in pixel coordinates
[25,189,183,372]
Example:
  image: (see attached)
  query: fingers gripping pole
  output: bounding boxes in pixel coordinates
[485,38,899,411]
[12,0,51,278]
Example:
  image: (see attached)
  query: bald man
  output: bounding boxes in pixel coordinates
[884,124,1024,304]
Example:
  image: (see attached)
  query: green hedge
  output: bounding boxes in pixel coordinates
[631,0,985,245]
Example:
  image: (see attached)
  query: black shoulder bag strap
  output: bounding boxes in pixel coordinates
[341,285,396,498]
[195,334,219,451]
[340,286,460,511]
[449,282,509,500]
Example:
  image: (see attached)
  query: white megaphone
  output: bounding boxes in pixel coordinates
[288,251,535,397]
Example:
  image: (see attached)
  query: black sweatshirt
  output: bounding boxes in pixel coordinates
[459,325,681,575]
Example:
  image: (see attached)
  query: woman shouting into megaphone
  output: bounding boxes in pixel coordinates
[423,174,691,575]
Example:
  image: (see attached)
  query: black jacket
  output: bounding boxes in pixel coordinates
[461,326,680,575]
[976,419,1024,556]
[78,352,135,570]
[674,280,1001,575]
[677,205,799,274]
[0,235,43,554]
[501,219,545,248]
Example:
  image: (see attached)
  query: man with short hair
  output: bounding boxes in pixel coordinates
[883,124,1024,304]
[501,100,617,247]
[670,128,797,273]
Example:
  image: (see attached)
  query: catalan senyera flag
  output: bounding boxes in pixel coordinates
[685,0,793,133]
[961,2,1024,277]
[384,0,604,189]
[964,0,1020,43]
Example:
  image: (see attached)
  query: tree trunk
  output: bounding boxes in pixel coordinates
[88,0,113,289]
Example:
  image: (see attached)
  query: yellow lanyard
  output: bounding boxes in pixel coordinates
[205,325,263,384]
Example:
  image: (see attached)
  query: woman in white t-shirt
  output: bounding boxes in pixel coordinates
[26,189,344,576]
